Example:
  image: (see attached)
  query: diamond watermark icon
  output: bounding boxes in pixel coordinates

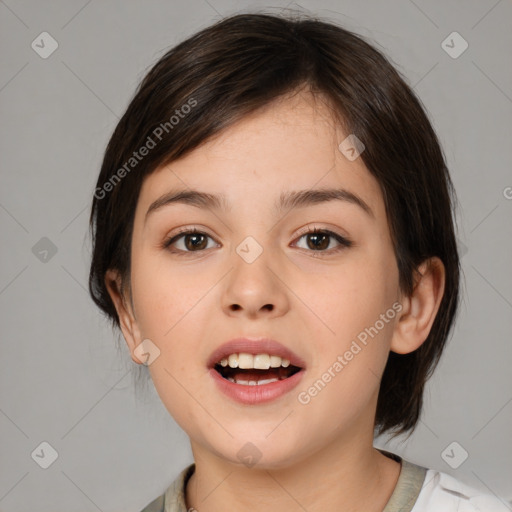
[134,338,161,366]
[236,236,263,264]
[236,442,262,468]
[339,134,365,161]
[441,441,469,469]
[32,237,58,263]
[31,441,59,469]
[31,32,59,59]
[441,32,468,59]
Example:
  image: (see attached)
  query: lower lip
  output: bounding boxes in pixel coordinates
[209,367,305,405]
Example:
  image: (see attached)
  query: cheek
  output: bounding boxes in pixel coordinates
[130,250,214,338]
[129,250,221,392]
[299,249,398,370]
[131,255,215,431]
[308,254,395,324]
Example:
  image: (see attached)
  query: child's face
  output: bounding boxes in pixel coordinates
[123,91,403,467]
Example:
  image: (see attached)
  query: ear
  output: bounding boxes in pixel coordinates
[391,257,446,354]
[104,269,143,364]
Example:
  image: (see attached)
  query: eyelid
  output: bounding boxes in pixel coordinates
[294,224,346,238]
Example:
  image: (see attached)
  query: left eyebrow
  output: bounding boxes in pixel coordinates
[144,186,374,224]
[276,188,374,219]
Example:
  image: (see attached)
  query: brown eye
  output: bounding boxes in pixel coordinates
[305,232,330,250]
[163,229,218,254]
[294,228,352,254]
[182,233,208,251]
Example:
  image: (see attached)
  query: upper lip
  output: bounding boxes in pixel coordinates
[207,337,306,369]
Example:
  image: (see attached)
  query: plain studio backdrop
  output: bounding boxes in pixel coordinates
[0,1,511,511]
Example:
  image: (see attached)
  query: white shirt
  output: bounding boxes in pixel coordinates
[411,467,510,511]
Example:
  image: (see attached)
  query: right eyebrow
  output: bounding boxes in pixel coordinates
[145,189,230,224]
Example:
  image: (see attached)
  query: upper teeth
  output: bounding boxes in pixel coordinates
[219,353,291,369]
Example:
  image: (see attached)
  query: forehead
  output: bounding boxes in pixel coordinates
[135,92,385,224]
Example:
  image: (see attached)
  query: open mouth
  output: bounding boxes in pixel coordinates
[214,362,302,386]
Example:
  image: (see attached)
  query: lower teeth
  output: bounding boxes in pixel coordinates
[227,377,279,386]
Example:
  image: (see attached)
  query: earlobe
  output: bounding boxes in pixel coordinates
[391,257,446,355]
[104,269,143,364]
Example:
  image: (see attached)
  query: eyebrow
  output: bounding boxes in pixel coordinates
[144,187,374,223]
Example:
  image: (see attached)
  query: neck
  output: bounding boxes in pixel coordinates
[185,423,400,512]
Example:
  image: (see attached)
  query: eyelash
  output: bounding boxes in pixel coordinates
[161,225,353,257]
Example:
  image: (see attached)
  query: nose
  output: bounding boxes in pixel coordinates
[221,244,290,320]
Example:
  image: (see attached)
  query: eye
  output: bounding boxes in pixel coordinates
[162,228,218,255]
[162,226,352,256]
[293,227,352,254]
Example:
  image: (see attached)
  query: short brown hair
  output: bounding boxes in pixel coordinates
[88,10,461,436]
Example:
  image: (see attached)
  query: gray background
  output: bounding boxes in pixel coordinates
[1,0,511,510]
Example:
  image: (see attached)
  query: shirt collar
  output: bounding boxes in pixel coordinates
[150,450,427,512]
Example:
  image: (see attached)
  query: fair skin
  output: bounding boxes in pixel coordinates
[106,90,445,512]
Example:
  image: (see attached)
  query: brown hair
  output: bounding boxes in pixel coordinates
[88,10,461,436]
